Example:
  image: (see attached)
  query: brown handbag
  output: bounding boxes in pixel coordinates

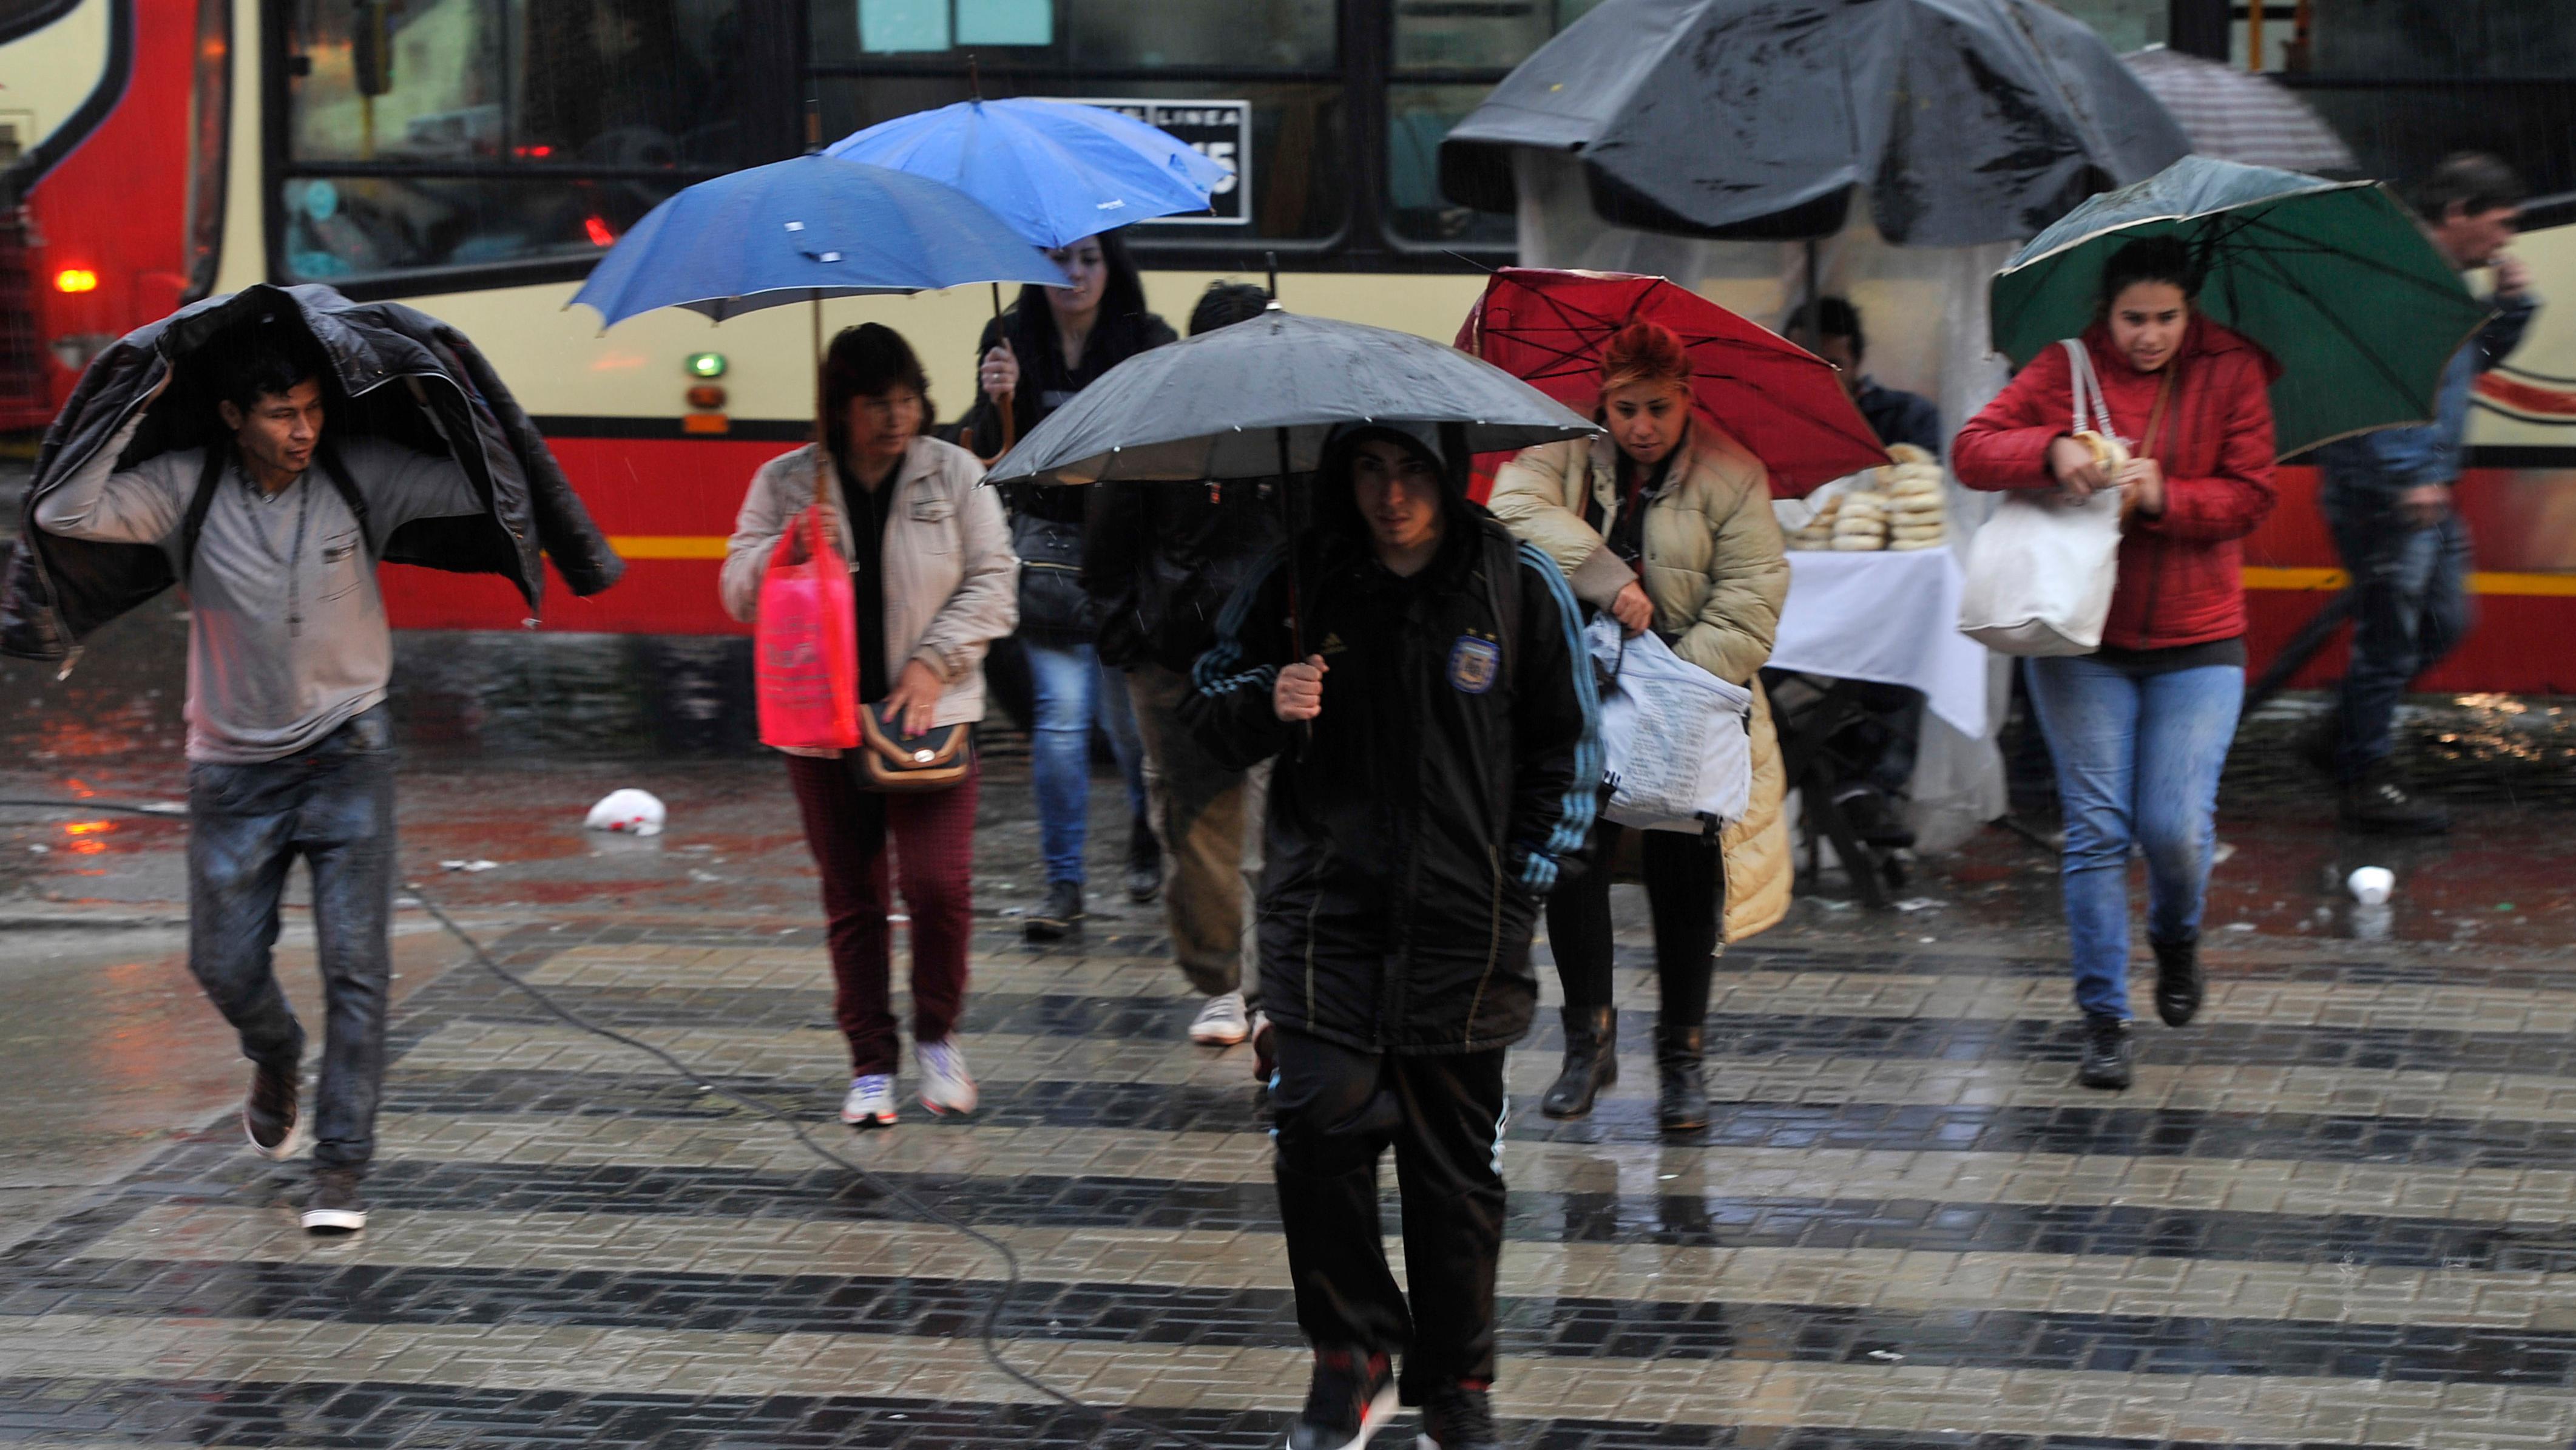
[851,702,973,793]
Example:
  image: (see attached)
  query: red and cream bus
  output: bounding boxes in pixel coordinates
[5,0,2574,689]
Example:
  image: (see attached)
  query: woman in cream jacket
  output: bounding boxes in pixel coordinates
[1488,320,1791,1132]
[722,324,1016,1130]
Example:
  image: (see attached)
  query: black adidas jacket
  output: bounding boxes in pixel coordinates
[1185,489,1599,1056]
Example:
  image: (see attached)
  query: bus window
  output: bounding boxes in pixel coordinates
[809,0,1344,243]
[810,0,1333,69]
[1386,0,1598,246]
[816,76,1346,243]
[279,0,745,282]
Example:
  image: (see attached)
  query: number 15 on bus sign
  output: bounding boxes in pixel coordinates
[1069,100,1249,226]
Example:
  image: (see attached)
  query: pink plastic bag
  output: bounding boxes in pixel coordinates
[756,506,861,751]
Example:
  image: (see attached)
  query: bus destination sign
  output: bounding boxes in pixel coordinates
[1067,99,1250,226]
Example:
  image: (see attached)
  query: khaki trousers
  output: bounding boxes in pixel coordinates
[1127,663,1265,1004]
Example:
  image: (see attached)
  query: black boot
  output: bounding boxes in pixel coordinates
[2078,1013,2132,1091]
[1023,879,1085,942]
[1124,814,1163,904]
[2341,760,2450,835]
[1655,1025,1709,1132]
[1540,1006,1618,1119]
[2151,934,2203,1028]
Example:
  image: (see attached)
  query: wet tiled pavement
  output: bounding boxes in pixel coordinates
[7,911,2576,1449]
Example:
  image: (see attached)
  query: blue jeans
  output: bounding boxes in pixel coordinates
[186,704,398,1171]
[1026,641,1149,885]
[2320,486,2473,780]
[2025,658,2241,1021]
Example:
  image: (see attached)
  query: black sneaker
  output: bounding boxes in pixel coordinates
[1285,1349,1396,1450]
[1124,818,1164,904]
[2077,1014,2132,1091]
[2341,762,2450,835]
[2151,935,2204,1028]
[1023,879,1086,943]
[245,1057,305,1160]
[2299,712,2341,778]
[1416,1380,1500,1450]
[302,1167,367,1235]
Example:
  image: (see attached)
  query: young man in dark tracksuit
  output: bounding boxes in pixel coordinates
[1188,422,1599,1450]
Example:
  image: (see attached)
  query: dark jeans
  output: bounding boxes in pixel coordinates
[1545,816,1722,1029]
[1270,1028,1508,1399]
[186,704,398,1172]
[2322,486,2473,781]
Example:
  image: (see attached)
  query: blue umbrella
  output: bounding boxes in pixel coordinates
[825,98,1231,249]
[569,153,1063,328]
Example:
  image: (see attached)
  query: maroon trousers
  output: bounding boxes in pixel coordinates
[785,754,979,1076]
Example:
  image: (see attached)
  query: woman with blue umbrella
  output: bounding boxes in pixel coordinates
[961,232,1175,948]
[832,99,1228,956]
[573,153,1058,1128]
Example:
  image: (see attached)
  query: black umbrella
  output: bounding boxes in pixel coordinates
[984,307,1595,485]
[1438,0,2189,247]
[985,305,1597,654]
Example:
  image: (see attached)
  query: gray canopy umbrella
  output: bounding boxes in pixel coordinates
[985,305,1597,657]
[984,306,1597,486]
[1438,0,2189,246]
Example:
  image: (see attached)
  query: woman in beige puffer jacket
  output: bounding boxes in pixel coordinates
[1487,320,1791,1133]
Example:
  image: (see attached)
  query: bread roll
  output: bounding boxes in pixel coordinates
[1830,534,1885,551]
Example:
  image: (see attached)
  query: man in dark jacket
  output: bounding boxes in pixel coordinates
[1086,281,1286,1051]
[2310,152,2540,834]
[1189,422,1598,1450]
[32,335,486,1237]
[1787,294,1943,457]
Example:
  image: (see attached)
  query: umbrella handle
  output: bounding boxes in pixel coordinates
[975,390,1018,469]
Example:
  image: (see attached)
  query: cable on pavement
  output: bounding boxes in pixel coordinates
[0,795,1232,1450]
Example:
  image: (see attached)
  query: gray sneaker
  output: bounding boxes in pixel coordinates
[302,1167,367,1235]
[1189,991,1249,1046]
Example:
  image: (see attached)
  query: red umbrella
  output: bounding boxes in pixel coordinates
[1455,267,1890,497]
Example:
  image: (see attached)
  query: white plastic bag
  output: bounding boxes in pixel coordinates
[1957,338,2126,656]
[585,788,666,836]
[1586,620,1753,833]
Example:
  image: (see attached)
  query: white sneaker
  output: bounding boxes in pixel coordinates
[840,1074,898,1128]
[1189,991,1250,1046]
[916,1038,979,1115]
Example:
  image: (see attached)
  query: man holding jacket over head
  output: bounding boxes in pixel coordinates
[1186,421,1598,1450]
[32,336,485,1236]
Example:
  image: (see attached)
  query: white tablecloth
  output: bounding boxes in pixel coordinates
[1769,546,1989,739]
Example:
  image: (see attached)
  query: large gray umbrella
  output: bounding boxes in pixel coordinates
[984,307,1597,486]
[1438,0,2189,246]
[2120,46,2359,175]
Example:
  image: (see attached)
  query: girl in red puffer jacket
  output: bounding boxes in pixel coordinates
[1954,235,2279,1093]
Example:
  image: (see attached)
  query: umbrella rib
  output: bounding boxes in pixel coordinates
[2228,212,2490,305]
[2231,242,2433,412]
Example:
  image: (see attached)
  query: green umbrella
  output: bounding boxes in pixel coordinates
[1989,155,2491,457]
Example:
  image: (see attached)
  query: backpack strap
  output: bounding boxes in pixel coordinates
[176,446,228,588]
[176,439,379,586]
[312,438,376,560]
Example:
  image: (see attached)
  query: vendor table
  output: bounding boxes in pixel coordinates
[1766,545,1991,906]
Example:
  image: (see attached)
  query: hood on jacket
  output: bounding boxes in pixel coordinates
[1308,420,1482,547]
[2,283,623,661]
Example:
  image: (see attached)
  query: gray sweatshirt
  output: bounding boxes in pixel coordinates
[35,428,481,762]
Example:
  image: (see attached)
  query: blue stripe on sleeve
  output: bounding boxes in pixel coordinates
[1191,545,1288,699]
[1518,541,1602,891]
